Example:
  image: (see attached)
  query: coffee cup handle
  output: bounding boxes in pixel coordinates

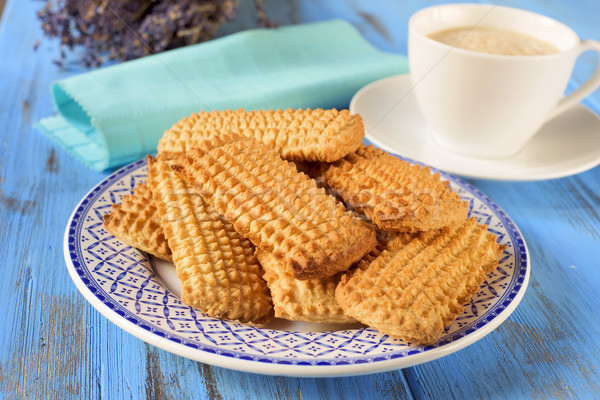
[547,39,600,120]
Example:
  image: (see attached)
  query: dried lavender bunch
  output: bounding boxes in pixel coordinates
[38,0,274,67]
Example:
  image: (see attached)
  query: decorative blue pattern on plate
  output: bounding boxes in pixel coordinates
[64,157,529,376]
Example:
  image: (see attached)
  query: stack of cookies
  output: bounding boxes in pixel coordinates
[103,108,505,345]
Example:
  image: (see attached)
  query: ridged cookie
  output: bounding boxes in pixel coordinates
[354,230,416,273]
[147,156,272,324]
[318,145,469,232]
[256,249,356,324]
[335,218,505,345]
[103,182,172,261]
[158,108,364,163]
[171,134,378,280]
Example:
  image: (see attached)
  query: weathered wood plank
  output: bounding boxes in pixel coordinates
[0,1,104,399]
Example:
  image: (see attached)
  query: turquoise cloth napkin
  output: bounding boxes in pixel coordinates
[37,20,408,171]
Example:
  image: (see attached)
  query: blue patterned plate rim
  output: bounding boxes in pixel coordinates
[63,154,530,377]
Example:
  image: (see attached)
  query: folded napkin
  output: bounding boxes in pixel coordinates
[37,20,408,171]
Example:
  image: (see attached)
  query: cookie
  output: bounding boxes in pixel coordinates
[103,182,172,261]
[147,156,272,324]
[157,108,364,163]
[335,218,505,344]
[171,134,378,280]
[318,145,469,232]
[256,249,356,324]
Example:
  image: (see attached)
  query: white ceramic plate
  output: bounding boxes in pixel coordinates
[64,157,529,377]
[350,74,600,181]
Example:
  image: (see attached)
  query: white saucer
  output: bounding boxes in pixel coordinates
[350,74,600,180]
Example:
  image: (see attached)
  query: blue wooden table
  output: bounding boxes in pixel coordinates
[1,0,599,398]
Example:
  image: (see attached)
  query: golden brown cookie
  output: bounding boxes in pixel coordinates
[335,218,505,345]
[354,230,416,273]
[256,249,356,324]
[171,134,378,280]
[157,108,364,163]
[103,182,172,261]
[317,145,469,232]
[147,156,272,324]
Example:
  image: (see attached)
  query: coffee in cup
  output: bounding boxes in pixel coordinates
[428,26,559,56]
[408,4,600,158]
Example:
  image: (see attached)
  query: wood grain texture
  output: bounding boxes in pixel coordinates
[0,0,599,399]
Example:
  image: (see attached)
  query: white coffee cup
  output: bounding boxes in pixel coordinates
[408,4,600,158]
